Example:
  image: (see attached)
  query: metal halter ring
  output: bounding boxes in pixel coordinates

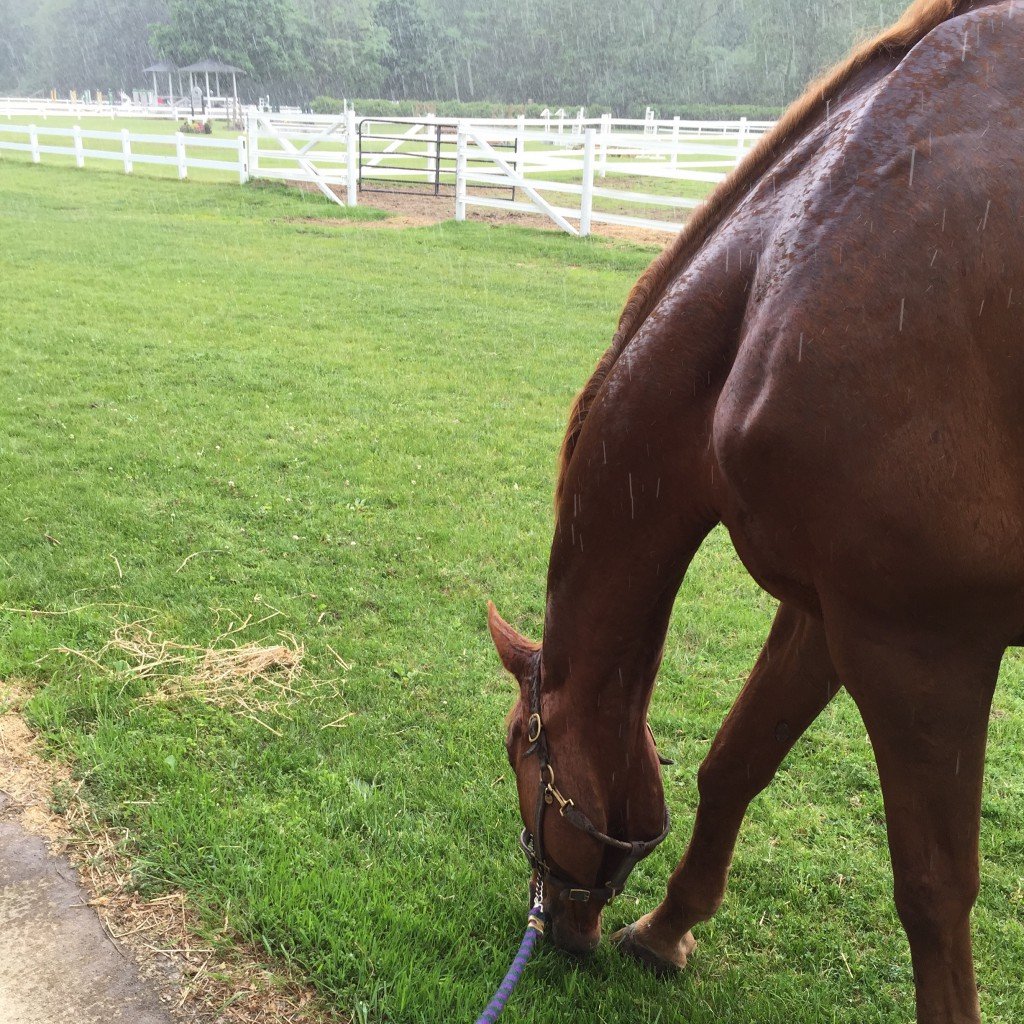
[527,712,543,743]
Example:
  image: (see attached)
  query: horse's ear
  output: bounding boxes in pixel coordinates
[487,601,540,686]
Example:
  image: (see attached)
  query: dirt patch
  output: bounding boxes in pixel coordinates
[0,680,346,1024]
[281,212,437,230]
[0,706,72,845]
[364,188,675,248]
[284,180,672,248]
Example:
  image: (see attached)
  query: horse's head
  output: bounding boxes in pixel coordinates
[488,602,670,956]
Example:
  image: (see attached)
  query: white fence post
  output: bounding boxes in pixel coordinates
[246,113,260,175]
[580,128,596,238]
[599,112,611,179]
[176,132,187,179]
[425,111,436,189]
[121,128,133,174]
[29,124,40,163]
[345,107,358,206]
[73,125,84,168]
[671,116,680,170]
[736,116,748,166]
[238,135,248,184]
[515,114,526,179]
[455,126,467,222]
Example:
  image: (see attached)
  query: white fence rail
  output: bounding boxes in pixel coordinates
[1,95,772,140]
[1,95,244,122]
[0,106,776,236]
[259,107,774,141]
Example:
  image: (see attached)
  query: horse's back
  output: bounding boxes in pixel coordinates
[712,2,1024,636]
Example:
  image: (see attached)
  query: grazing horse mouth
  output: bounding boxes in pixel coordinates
[550,911,602,956]
[517,662,672,907]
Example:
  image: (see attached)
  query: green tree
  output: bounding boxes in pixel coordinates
[151,0,309,92]
[294,0,389,98]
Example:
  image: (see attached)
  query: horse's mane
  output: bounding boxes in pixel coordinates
[554,0,970,509]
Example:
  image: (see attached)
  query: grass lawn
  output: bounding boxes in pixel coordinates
[0,162,1021,1023]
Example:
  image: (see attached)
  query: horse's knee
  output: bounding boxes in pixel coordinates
[695,752,732,809]
[696,742,771,811]
[893,867,979,944]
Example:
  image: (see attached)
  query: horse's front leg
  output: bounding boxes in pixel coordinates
[614,602,840,971]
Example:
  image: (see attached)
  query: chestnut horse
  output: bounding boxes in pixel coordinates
[488,1,1023,1021]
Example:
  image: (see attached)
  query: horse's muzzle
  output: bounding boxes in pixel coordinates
[548,902,602,956]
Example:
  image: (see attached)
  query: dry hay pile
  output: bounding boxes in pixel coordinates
[56,616,341,736]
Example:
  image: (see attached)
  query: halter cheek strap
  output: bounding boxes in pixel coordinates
[519,665,671,904]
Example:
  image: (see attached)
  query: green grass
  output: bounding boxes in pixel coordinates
[1,162,1021,1023]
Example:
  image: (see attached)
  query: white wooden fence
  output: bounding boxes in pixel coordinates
[0,122,249,182]
[0,108,775,236]
[243,112,765,232]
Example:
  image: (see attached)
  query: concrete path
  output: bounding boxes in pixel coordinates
[0,794,176,1024]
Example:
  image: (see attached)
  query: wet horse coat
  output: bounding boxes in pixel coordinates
[490,2,1024,1022]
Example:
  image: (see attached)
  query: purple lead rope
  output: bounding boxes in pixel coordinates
[473,900,546,1024]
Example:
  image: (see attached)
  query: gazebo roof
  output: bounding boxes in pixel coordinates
[142,61,178,73]
[178,60,246,75]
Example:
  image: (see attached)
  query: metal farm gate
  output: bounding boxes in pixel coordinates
[358,118,516,201]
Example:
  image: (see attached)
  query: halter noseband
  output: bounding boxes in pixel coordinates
[518,660,671,905]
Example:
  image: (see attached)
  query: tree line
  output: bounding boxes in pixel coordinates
[1,0,910,114]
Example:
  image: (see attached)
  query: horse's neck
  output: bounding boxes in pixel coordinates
[542,253,753,721]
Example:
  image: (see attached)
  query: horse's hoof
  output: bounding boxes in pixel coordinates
[611,919,695,975]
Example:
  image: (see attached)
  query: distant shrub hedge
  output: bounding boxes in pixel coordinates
[312,97,551,117]
[310,96,784,121]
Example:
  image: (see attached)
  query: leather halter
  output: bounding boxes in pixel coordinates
[518,659,671,905]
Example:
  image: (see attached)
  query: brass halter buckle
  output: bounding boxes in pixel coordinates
[542,764,574,815]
